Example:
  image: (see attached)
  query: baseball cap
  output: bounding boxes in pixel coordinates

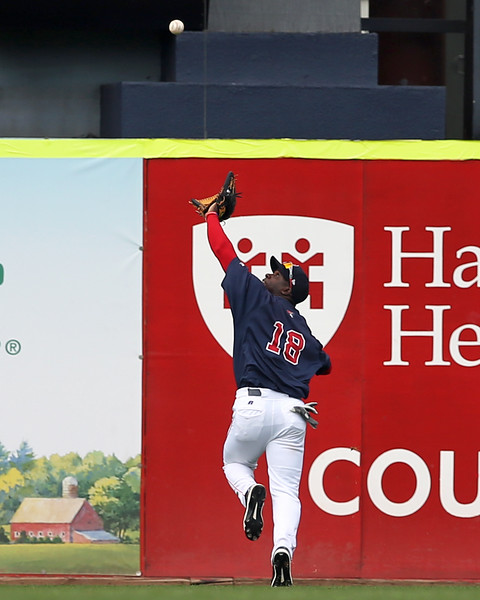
[270,256,309,305]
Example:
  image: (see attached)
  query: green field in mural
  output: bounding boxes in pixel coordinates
[0,543,139,574]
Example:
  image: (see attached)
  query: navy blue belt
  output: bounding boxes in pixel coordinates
[248,388,262,397]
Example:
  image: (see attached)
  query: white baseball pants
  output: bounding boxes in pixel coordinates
[223,387,307,561]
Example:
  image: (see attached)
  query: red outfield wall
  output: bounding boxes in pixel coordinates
[142,157,480,580]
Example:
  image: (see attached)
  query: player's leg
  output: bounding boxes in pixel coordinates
[223,391,269,495]
[265,408,306,562]
[223,391,269,540]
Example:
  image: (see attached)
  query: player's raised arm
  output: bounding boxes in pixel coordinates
[189,172,240,271]
[205,204,237,271]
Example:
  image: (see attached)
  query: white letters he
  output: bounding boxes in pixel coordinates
[383,305,451,366]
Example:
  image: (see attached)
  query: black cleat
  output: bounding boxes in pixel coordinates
[271,547,293,587]
[243,484,266,541]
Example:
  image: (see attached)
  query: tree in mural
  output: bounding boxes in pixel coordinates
[0,443,10,475]
[0,526,9,544]
[9,441,35,472]
[0,440,33,519]
[88,467,140,540]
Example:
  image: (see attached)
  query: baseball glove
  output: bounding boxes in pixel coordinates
[189,171,241,221]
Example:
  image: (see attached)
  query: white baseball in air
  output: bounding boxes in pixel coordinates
[169,19,184,35]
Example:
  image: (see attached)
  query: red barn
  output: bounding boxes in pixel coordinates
[10,477,119,544]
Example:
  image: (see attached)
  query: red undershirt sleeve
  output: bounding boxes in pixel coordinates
[206,212,237,272]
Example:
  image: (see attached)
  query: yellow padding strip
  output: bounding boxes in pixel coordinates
[1,138,480,160]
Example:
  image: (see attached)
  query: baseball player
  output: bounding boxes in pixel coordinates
[204,202,331,587]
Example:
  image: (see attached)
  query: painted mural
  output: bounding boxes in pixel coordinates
[0,157,143,574]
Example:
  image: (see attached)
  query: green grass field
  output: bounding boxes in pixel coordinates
[0,544,139,574]
[0,585,480,600]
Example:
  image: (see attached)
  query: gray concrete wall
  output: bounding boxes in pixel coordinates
[208,0,360,33]
[0,2,449,139]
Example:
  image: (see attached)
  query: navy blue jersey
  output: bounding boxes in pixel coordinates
[222,258,331,399]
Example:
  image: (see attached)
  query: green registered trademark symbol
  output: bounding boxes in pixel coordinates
[5,340,21,355]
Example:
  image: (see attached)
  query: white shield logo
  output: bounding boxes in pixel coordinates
[192,216,354,356]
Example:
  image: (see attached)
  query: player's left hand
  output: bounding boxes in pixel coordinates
[304,402,318,415]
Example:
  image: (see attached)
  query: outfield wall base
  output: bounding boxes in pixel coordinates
[1,576,480,586]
